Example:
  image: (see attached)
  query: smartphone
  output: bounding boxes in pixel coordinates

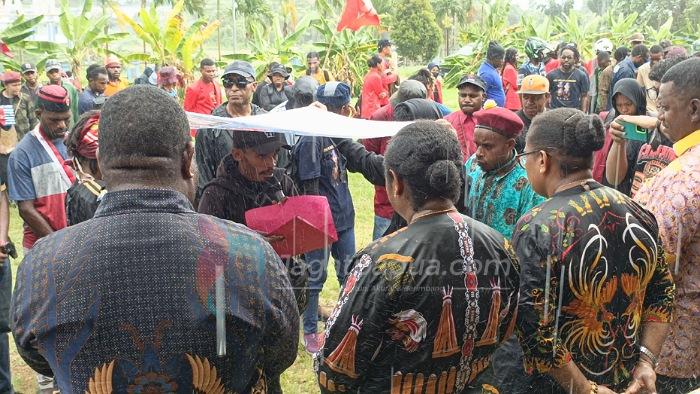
[622,121,647,142]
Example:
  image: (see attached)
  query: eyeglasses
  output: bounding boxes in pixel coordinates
[222,76,251,89]
[516,148,555,169]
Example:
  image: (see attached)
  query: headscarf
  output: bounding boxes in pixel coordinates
[75,112,100,160]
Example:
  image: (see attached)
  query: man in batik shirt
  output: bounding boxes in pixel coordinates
[315,121,519,393]
[465,106,545,239]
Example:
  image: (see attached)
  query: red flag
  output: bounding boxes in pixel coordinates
[337,0,381,32]
[0,41,12,58]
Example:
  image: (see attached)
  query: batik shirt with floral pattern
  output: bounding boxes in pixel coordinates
[314,212,520,393]
[634,129,700,379]
[465,153,546,239]
[513,182,675,391]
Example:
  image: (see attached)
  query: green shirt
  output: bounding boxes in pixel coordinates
[464,152,546,239]
[62,81,80,125]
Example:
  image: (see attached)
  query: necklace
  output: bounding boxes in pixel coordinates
[410,207,457,224]
[554,177,594,195]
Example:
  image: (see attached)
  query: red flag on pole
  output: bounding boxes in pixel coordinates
[336,0,381,32]
[0,41,12,58]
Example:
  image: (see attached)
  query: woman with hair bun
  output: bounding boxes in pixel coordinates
[316,120,520,393]
[513,108,675,393]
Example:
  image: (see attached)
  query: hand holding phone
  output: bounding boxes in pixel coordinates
[622,121,647,142]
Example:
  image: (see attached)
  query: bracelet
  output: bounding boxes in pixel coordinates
[589,380,598,394]
[639,345,658,369]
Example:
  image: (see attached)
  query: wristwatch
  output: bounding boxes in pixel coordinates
[639,345,658,369]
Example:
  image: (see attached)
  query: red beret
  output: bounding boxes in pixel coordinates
[38,84,70,107]
[1,71,21,84]
[473,107,524,138]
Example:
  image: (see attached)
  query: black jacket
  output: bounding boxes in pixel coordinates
[198,154,308,313]
[332,138,468,235]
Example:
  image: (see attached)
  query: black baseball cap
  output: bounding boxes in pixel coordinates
[456,74,486,91]
[222,60,255,79]
[21,63,37,73]
[231,130,290,155]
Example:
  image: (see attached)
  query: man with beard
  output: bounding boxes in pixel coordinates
[464,106,545,239]
[103,55,129,97]
[444,75,486,161]
[195,61,266,202]
[547,45,590,110]
[197,129,308,313]
[7,85,76,392]
[515,75,550,152]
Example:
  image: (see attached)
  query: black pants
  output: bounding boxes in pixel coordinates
[656,375,700,394]
[0,154,8,185]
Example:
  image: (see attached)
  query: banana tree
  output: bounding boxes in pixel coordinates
[111,0,220,78]
[309,8,377,96]
[54,0,128,80]
[553,9,602,59]
[601,9,641,48]
[223,17,310,80]
[0,15,57,72]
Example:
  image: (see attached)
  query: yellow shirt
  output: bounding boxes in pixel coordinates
[307,68,334,85]
[104,78,130,97]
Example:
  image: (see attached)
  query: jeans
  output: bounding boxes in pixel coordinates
[0,262,11,394]
[303,227,356,334]
[372,215,392,240]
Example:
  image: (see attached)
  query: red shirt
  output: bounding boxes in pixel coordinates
[545,59,560,74]
[444,110,477,161]
[363,105,394,219]
[502,63,521,111]
[184,79,222,115]
[361,69,389,119]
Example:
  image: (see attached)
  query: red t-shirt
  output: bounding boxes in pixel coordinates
[545,59,560,74]
[361,70,389,119]
[444,110,477,161]
[502,63,521,111]
[184,79,222,115]
[363,105,394,219]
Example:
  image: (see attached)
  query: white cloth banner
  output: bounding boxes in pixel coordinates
[187,106,412,139]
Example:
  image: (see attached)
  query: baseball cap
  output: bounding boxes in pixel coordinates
[20,63,37,74]
[317,81,351,108]
[286,76,319,109]
[268,65,290,79]
[518,75,549,94]
[456,75,486,91]
[231,130,290,155]
[222,60,255,79]
[45,59,62,72]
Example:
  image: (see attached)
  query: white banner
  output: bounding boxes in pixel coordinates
[187,106,412,139]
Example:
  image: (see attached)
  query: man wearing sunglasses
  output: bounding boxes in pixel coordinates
[195,61,266,205]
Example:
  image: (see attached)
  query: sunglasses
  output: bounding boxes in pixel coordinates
[222,76,251,89]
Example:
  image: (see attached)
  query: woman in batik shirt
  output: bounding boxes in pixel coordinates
[315,120,520,393]
[514,108,675,393]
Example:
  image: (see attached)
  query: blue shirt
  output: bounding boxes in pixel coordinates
[609,58,638,109]
[464,153,546,238]
[77,88,102,115]
[478,62,506,107]
[11,188,299,393]
[294,136,355,232]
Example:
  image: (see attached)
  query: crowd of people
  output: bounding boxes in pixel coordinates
[0,32,698,394]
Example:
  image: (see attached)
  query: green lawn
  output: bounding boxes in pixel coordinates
[7,171,377,393]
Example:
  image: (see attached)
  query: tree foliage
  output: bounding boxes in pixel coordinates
[391,0,442,63]
[111,0,220,77]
